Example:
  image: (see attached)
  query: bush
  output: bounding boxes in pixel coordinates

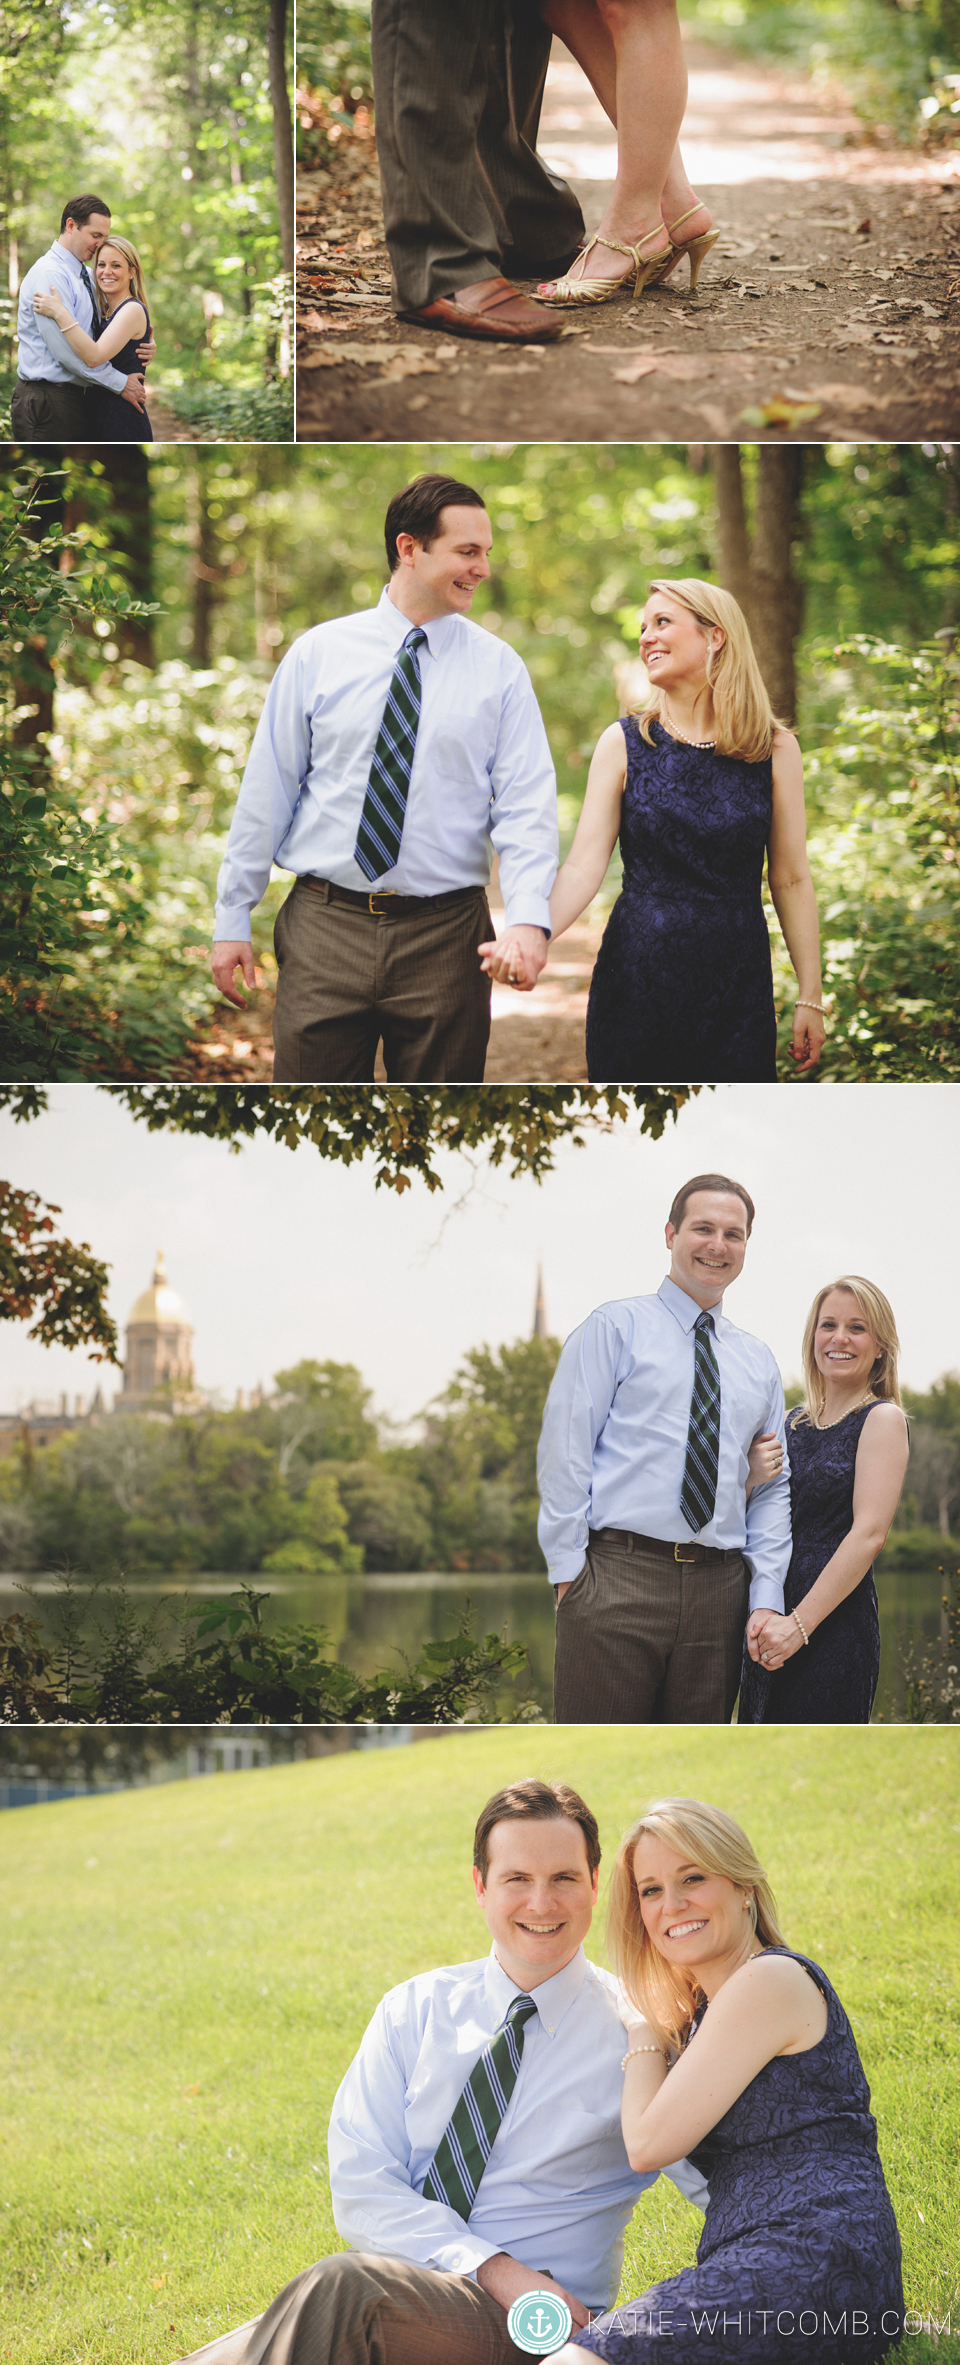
[686,0,960,143]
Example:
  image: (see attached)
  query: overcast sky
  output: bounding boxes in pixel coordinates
[2,1085,956,1423]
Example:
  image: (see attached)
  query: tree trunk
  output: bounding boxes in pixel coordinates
[63,445,155,667]
[751,449,804,725]
[268,0,295,276]
[711,446,754,630]
[188,456,228,668]
[6,454,65,776]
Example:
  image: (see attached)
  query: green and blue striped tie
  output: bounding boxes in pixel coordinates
[354,626,427,881]
[680,1310,721,1533]
[422,1992,538,2221]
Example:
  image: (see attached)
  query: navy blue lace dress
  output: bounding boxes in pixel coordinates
[92,299,153,441]
[738,1404,882,1726]
[585,717,777,1082]
[573,1949,904,2365]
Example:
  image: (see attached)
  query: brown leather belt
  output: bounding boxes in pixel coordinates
[299,876,483,918]
[591,1526,742,1567]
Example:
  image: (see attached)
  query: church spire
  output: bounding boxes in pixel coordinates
[532,1264,548,1342]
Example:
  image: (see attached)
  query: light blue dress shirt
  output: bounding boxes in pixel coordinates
[328,1943,708,2312]
[213,588,559,940]
[538,1275,792,1612]
[17,243,126,392]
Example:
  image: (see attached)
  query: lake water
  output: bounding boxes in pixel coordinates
[2,1560,948,1724]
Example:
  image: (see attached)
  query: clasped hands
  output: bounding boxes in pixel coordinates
[478,924,548,991]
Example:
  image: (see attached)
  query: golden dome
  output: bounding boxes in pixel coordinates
[127,1250,193,1329]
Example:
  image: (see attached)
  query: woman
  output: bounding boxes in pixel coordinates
[535,1,721,305]
[33,234,153,441]
[482,579,824,1081]
[554,1797,904,2365]
[739,1278,908,1725]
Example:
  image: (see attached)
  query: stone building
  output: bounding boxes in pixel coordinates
[119,1250,196,1410]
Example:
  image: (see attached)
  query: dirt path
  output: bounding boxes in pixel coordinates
[182,904,603,1082]
[144,391,203,442]
[297,33,959,442]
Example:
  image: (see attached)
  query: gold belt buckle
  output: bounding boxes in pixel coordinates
[368,889,398,914]
[674,1542,698,1563]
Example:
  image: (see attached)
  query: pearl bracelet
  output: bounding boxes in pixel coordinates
[791,1609,810,1646]
[621,2044,666,2068]
[795,999,826,1015]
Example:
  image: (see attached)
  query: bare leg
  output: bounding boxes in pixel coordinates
[538,0,712,287]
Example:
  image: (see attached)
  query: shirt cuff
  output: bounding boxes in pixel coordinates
[544,1538,589,1587]
[103,363,127,393]
[747,1573,785,1615]
[213,904,253,943]
[500,898,552,935]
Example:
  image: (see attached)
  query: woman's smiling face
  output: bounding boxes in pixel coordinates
[96,244,133,303]
[639,593,720,689]
[813,1289,879,1393]
[633,1834,753,1969]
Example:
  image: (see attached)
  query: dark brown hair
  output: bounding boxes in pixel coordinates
[473,1777,601,1883]
[668,1173,755,1237]
[384,474,487,573]
[61,195,112,232]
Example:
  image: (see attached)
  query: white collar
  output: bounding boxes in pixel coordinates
[484,1941,588,2037]
[659,1272,726,1339]
[378,584,461,661]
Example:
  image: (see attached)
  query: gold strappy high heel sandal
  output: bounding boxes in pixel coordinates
[647,203,722,292]
[539,224,673,308]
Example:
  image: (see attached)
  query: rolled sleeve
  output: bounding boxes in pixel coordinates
[213,639,312,940]
[329,2003,500,2278]
[742,1370,792,1613]
[537,1314,620,1587]
[488,658,558,933]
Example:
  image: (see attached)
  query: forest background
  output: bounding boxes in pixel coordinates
[0,0,293,440]
[2,437,959,1082]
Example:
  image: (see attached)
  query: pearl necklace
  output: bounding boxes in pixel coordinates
[815,1391,876,1430]
[661,702,716,749]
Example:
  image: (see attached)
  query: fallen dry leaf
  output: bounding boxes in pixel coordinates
[611,357,659,383]
[297,310,333,333]
[378,351,441,380]
[298,341,403,369]
[740,395,822,429]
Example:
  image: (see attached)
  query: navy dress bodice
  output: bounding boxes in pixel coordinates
[739,1403,882,1726]
[574,1949,904,2365]
[92,299,154,441]
[585,716,777,1082]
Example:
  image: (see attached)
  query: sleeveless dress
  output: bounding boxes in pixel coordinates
[91,299,154,441]
[585,717,777,1082]
[738,1403,882,1726]
[573,1949,904,2365]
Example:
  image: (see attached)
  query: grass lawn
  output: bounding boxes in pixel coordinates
[1,1727,957,2363]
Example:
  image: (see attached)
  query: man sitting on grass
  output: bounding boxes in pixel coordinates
[175,1776,706,2365]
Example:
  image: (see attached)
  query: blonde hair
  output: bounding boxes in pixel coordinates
[606,1798,785,2051]
[635,579,780,763]
[96,236,148,313]
[795,1276,902,1427]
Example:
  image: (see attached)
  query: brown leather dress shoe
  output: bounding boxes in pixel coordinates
[398,275,563,344]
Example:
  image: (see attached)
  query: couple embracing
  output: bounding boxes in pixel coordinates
[212,473,826,1085]
[12,193,155,445]
[540,1175,909,1727]
[174,1776,904,2365]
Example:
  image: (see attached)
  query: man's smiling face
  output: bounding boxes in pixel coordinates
[395,504,492,620]
[473,1816,598,1990]
[665,1189,748,1308]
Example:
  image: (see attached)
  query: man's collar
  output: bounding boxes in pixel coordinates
[485,1941,588,2034]
[658,1272,726,1337]
[378,584,459,660]
[54,243,83,278]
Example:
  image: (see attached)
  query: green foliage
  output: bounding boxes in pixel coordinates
[422,1334,563,1569]
[898,1562,960,1721]
[686,0,960,140]
[774,637,960,1081]
[0,0,286,399]
[0,1577,533,1724]
[0,1179,117,1359]
[296,0,373,167]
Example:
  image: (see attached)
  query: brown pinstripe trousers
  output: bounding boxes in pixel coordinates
[173,2253,530,2365]
[553,1528,750,1724]
[272,880,493,1081]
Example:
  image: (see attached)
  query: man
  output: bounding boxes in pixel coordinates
[11,195,151,443]
[212,473,558,1082]
[540,1174,792,1724]
[370,1,583,344]
[174,1777,707,2365]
